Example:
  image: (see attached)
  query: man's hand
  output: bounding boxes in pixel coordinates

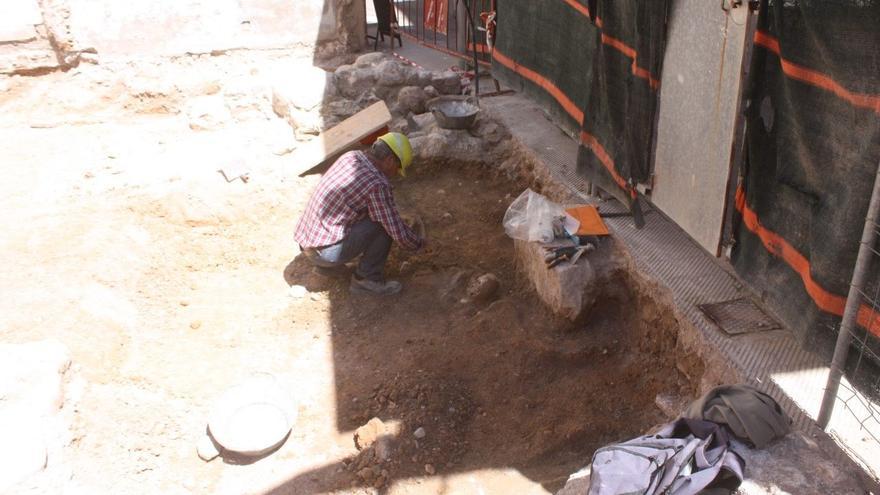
[406,214,426,239]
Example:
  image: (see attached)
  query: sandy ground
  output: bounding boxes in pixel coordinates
[0,52,695,494]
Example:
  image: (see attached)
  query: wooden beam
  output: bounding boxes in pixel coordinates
[290,101,392,176]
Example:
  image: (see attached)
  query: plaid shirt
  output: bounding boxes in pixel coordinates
[294,151,423,251]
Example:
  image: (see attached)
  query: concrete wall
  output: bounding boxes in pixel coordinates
[650,2,753,255]
[0,0,366,73]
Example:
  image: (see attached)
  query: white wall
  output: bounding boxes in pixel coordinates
[1,0,366,72]
[650,2,753,255]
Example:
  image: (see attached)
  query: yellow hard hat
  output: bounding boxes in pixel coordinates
[377,132,413,176]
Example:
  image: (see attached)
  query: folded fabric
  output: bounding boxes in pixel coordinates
[683,384,790,448]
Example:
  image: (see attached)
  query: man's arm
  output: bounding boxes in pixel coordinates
[366,185,423,251]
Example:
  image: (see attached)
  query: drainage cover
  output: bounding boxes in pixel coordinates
[698,297,781,336]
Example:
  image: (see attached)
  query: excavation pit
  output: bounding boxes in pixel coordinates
[284,157,710,492]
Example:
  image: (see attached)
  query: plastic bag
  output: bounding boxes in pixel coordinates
[502,189,566,243]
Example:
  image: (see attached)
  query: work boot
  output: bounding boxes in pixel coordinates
[349,274,402,295]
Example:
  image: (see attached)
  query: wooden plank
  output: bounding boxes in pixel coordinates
[290,101,392,176]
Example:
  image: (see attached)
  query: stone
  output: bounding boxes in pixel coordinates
[190,320,202,329]
[355,52,388,68]
[514,239,597,321]
[376,60,406,87]
[424,463,436,475]
[0,0,42,42]
[288,285,307,298]
[272,65,330,114]
[354,417,387,450]
[410,129,484,163]
[0,418,47,492]
[556,466,592,495]
[288,107,325,136]
[397,86,428,114]
[411,69,434,88]
[466,273,500,303]
[355,89,381,107]
[356,467,375,482]
[423,85,440,99]
[266,118,299,156]
[186,95,231,131]
[335,64,379,99]
[324,99,362,120]
[413,427,426,439]
[0,340,71,416]
[732,433,871,494]
[374,437,394,461]
[431,71,462,95]
[654,392,688,418]
[441,212,454,222]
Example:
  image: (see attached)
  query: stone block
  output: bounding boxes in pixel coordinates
[335,65,378,99]
[431,71,461,95]
[397,86,428,114]
[271,65,331,117]
[354,51,388,68]
[376,60,406,87]
[514,239,597,321]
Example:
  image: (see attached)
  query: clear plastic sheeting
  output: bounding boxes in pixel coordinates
[502,188,566,243]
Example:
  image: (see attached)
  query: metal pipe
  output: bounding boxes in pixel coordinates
[817,159,880,428]
[458,0,480,97]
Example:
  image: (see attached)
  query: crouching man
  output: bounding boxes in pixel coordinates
[294,132,425,295]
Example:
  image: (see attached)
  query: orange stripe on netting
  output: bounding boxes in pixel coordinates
[601,33,661,91]
[491,48,584,124]
[466,43,491,54]
[735,186,880,337]
[754,31,880,115]
[579,131,637,200]
[561,0,590,17]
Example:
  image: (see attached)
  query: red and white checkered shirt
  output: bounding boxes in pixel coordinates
[294,151,423,251]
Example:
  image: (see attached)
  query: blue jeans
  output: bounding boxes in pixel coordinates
[304,219,392,281]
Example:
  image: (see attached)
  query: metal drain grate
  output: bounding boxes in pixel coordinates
[698,297,781,336]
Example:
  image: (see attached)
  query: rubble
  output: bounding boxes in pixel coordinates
[186,95,231,131]
[354,52,387,68]
[335,64,378,99]
[466,273,500,303]
[397,86,429,114]
[424,85,440,99]
[376,60,407,87]
[431,71,462,95]
[354,417,399,450]
[0,340,73,492]
[514,239,598,321]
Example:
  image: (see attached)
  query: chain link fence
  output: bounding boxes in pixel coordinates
[818,164,880,479]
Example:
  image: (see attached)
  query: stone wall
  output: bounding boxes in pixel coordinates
[0,0,365,74]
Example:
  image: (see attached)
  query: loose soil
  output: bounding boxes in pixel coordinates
[0,53,698,495]
[280,162,697,492]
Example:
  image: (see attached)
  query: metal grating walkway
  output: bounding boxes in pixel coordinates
[484,93,880,484]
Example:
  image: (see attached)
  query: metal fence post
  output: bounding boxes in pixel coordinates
[817,160,880,429]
